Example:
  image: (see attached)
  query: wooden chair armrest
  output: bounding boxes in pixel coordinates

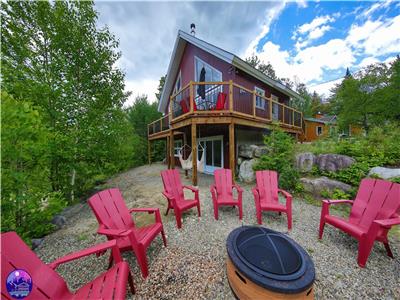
[322,199,354,205]
[129,208,162,223]
[278,189,292,199]
[183,185,198,193]
[374,217,400,228]
[233,184,243,193]
[48,240,121,269]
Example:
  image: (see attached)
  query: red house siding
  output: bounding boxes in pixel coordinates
[166,43,290,114]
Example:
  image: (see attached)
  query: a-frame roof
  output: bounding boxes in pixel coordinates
[158,30,303,113]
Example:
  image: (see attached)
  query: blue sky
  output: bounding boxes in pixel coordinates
[95,1,400,104]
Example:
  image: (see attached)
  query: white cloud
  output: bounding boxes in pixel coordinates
[124,79,159,107]
[308,78,343,100]
[292,15,336,49]
[357,57,380,68]
[297,15,334,35]
[95,2,286,103]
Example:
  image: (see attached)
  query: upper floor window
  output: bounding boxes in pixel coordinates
[195,57,222,83]
[255,87,265,110]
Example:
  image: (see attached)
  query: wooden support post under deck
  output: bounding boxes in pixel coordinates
[191,122,197,186]
[229,123,235,182]
[169,130,175,169]
[166,136,170,169]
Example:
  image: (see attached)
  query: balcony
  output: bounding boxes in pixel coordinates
[148,81,303,139]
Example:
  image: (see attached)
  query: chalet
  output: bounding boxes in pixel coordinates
[302,114,337,142]
[302,113,363,142]
[148,30,304,185]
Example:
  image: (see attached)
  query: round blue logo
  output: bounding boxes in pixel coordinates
[6,269,32,299]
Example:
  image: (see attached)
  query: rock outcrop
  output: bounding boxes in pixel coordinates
[239,159,258,183]
[368,167,400,179]
[316,154,355,172]
[300,176,352,197]
[295,152,316,173]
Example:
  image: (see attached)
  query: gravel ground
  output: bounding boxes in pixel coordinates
[36,163,400,299]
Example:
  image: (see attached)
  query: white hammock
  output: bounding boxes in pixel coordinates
[178,148,193,170]
[178,144,205,171]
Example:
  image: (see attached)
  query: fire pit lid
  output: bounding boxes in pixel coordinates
[227,226,315,293]
[234,227,305,280]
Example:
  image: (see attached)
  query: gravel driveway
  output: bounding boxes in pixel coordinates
[36,163,400,299]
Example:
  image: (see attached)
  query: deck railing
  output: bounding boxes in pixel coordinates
[148,113,170,136]
[148,81,303,137]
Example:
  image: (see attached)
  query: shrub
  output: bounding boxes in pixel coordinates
[254,127,299,190]
[1,92,67,242]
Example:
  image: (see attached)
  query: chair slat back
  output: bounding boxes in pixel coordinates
[255,170,279,204]
[1,232,68,300]
[161,169,184,203]
[349,179,400,230]
[214,169,233,199]
[88,188,135,230]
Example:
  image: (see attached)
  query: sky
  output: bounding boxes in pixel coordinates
[95,1,400,105]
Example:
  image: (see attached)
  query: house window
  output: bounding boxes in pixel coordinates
[173,71,182,99]
[271,94,279,120]
[174,140,182,157]
[255,87,265,109]
[194,57,222,82]
[316,126,323,136]
[194,57,222,110]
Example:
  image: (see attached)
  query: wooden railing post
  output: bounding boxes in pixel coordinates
[292,110,294,126]
[229,123,235,183]
[229,80,233,112]
[269,99,273,120]
[252,92,256,117]
[153,122,156,134]
[170,130,175,169]
[283,106,285,124]
[190,81,194,113]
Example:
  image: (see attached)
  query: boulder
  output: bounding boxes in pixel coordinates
[51,215,66,229]
[300,177,352,197]
[295,152,316,173]
[31,238,44,250]
[238,144,257,159]
[316,154,355,172]
[254,146,269,158]
[368,167,400,179]
[239,159,258,183]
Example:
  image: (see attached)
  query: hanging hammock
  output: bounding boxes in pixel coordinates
[178,145,193,170]
[197,143,205,173]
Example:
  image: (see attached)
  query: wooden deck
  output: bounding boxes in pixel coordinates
[148,80,303,141]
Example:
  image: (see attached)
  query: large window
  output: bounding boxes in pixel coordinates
[174,140,182,157]
[195,57,222,82]
[194,57,222,110]
[255,87,265,109]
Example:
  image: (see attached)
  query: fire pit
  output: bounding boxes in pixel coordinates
[226,226,315,299]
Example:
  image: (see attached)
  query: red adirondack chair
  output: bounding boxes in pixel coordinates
[252,170,293,230]
[319,178,400,267]
[160,169,201,229]
[88,188,167,278]
[1,231,135,299]
[210,169,243,220]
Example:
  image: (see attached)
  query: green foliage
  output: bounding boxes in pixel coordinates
[126,95,165,165]
[330,59,400,133]
[1,1,141,241]
[254,127,299,190]
[1,92,67,240]
[297,124,400,187]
